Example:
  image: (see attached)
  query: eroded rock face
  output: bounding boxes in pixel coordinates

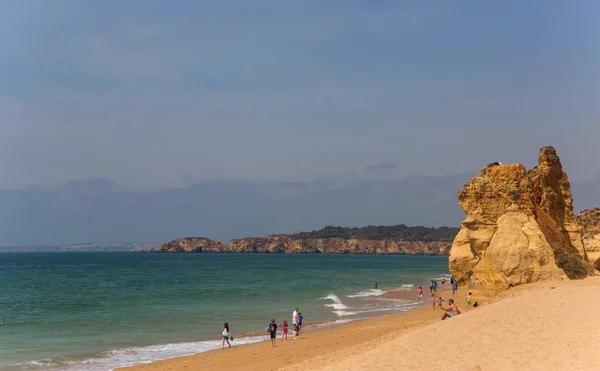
[579,208,600,270]
[155,235,452,255]
[155,237,225,253]
[228,236,451,254]
[449,147,589,293]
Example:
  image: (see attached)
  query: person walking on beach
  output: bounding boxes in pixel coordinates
[280,320,289,340]
[431,293,436,311]
[222,322,232,349]
[298,312,303,334]
[452,281,458,296]
[417,286,423,301]
[440,275,446,286]
[438,296,444,310]
[292,307,299,339]
[429,280,434,293]
[267,319,278,346]
[441,298,462,320]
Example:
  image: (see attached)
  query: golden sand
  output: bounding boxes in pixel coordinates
[119,278,600,371]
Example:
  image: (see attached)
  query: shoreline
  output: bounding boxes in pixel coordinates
[118,278,600,371]
[118,285,460,371]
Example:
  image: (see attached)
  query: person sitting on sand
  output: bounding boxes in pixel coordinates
[417,286,423,301]
[222,322,232,349]
[280,320,288,340]
[267,319,278,346]
[441,298,462,320]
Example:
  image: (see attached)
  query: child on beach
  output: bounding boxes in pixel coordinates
[466,292,473,310]
[438,297,444,309]
[280,320,288,340]
[417,286,423,301]
[222,322,232,349]
[267,319,278,347]
[298,312,303,334]
[431,293,436,310]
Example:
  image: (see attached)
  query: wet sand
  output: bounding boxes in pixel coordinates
[118,285,465,371]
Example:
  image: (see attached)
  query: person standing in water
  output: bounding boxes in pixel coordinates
[292,307,299,339]
[374,280,378,289]
[280,320,288,340]
[222,322,232,349]
[267,319,278,347]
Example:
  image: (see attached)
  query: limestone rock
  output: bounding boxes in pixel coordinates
[449,146,589,294]
[156,235,452,255]
[156,237,225,253]
[579,208,600,270]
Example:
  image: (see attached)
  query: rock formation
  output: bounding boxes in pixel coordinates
[155,235,452,255]
[449,146,589,293]
[154,237,224,253]
[579,208,600,270]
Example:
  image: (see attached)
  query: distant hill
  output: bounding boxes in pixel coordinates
[288,224,459,242]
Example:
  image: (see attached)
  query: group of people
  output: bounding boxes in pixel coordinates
[417,275,477,320]
[221,306,304,349]
[266,307,303,346]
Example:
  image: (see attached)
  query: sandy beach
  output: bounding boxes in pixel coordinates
[119,277,600,371]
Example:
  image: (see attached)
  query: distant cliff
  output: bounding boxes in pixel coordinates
[154,225,458,255]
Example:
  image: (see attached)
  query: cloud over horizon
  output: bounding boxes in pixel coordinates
[1,1,599,244]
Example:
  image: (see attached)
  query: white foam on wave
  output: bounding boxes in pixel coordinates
[346,289,384,298]
[17,336,269,371]
[400,284,415,288]
[322,294,350,310]
[334,310,358,317]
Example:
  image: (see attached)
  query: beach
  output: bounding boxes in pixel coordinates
[120,277,600,371]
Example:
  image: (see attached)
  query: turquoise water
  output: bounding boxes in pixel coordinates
[0,253,448,370]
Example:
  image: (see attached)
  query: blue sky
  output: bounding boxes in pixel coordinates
[1,1,599,244]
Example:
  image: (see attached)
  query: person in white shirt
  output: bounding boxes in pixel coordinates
[222,322,232,349]
[292,307,299,339]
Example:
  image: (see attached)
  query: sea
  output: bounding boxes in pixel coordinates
[0,253,449,370]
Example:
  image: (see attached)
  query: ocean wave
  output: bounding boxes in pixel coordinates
[400,284,415,288]
[334,310,358,317]
[323,293,350,310]
[346,289,384,298]
[15,336,269,371]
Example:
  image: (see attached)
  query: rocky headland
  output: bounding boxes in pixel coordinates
[579,208,600,270]
[449,146,592,294]
[154,225,458,255]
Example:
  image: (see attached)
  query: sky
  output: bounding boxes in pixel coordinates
[1,1,600,245]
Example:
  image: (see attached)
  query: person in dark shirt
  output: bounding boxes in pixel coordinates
[268,319,278,347]
[298,312,303,334]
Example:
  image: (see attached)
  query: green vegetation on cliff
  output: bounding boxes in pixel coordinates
[288,225,459,242]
